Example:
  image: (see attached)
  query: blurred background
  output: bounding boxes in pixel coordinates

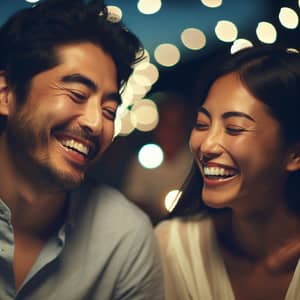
[1,0,300,223]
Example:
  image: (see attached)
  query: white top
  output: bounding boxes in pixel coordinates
[155,214,300,300]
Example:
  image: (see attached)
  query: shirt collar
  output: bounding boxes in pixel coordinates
[0,198,12,224]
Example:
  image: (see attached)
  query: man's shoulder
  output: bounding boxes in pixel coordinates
[67,178,156,267]
[71,177,152,233]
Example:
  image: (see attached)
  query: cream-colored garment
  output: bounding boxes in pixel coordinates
[155,214,300,300]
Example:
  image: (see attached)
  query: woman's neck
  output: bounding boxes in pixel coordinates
[215,205,300,268]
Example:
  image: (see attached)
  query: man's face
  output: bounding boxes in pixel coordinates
[5,42,119,190]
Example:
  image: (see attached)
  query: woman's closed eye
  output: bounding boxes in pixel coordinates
[194,122,209,130]
[226,125,247,135]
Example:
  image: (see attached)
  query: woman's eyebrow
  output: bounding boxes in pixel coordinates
[222,111,256,122]
[198,107,211,119]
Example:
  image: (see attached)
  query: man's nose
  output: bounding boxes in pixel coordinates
[78,98,102,135]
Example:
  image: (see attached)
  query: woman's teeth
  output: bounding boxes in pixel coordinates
[203,166,236,178]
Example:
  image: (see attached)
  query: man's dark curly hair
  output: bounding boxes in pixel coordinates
[0,0,143,130]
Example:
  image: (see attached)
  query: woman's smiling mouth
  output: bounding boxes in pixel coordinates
[201,163,239,185]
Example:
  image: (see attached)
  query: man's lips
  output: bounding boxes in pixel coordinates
[54,133,98,161]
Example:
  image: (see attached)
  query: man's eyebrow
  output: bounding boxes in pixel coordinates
[198,107,211,119]
[62,73,121,105]
[222,111,256,122]
[61,73,97,92]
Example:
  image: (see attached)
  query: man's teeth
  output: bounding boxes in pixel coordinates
[203,166,236,177]
[61,139,89,155]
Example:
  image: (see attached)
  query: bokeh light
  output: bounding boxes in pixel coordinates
[130,99,159,132]
[256,22,277,44]
[279,7,299,29]
[165,189,182,212]
[230,38,253,54]
[106,5,122,23]
[181,28,206,50]
[138,144,164,169]
[115,107,135,136]
[154,43,181,67]
[215,20,238,42]
[134,63,159,85]
[200,0,222,8]
[137,0,162,15]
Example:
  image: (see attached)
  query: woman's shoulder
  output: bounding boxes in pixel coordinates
[155,213,211,248]
[156,213,210,231]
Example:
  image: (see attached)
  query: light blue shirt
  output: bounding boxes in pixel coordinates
[0,179,164,300]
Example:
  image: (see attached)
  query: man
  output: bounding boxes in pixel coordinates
[0,0,164,299]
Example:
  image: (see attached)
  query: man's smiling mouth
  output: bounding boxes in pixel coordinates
[60,138,90,156]
[54,132,98,161]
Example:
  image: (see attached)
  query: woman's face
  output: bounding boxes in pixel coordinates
[190,72,290,213]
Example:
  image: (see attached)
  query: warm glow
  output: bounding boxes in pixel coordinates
[256,22,277,44]
[134,63,159,85]
[154,43,180,67]
[181,28,206,50]
[138,144,164,169]
[230,38,253,54]
[115,107,135,136]
[106,5,122,23]
[137,0,162,15]
[130,99,159,132]
[200,0,222,8]
[114,115,122,138]
[215,20,238,42]
[165,190,182,212]
[131,74,152,87]
[279,7,299,29]
[121,84,135,106]
[127,77,149,97]
[287,48,299,54]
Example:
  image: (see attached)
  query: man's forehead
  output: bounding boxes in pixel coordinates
[53,43,118,89]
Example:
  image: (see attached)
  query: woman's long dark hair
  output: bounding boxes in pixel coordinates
[170,45,300,218]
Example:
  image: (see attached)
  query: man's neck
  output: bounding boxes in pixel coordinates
[0,136,67,238]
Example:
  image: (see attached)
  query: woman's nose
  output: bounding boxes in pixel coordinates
[200,128,223,160]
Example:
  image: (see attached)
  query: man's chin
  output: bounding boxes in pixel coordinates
[44,166,86,191]
[57,172,85,190]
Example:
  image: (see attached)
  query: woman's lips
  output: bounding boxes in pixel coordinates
[201,162,239,186]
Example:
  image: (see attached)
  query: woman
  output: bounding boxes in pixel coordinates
[155,45,300,300]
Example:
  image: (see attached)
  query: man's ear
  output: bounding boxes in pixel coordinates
[0,71,10,116]
[286,143,300,172]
